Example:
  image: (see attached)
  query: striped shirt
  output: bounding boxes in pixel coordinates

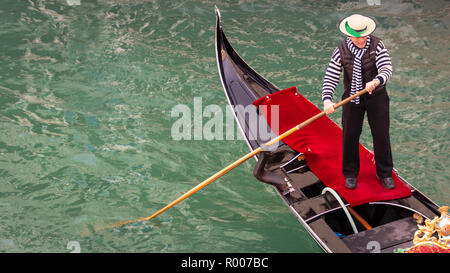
[322,40,393,102]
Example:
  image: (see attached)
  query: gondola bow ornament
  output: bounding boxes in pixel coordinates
[405,206,450,253]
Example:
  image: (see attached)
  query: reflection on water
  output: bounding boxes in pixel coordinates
[0,0,448,252]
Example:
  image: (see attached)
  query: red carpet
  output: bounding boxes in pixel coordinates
[253,87,411,206]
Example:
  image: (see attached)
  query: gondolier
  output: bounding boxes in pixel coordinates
[322,14,395,190]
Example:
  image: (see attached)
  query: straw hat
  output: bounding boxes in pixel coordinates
[339,14,376,37]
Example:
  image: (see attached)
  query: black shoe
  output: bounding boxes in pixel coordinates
[378,176,395,189]
[345,177,357,189]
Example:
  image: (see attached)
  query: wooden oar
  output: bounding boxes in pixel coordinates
[111,88,370,228]
[348,207,372,230]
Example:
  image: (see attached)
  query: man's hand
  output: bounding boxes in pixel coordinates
[365,79,380,94]
[324,100,335,114]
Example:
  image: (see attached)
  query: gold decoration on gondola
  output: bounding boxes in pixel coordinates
[412,206,450,250]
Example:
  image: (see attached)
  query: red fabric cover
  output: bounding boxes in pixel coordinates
[407,245,450,253]
[253,86,411,206]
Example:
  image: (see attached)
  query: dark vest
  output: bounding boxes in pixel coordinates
[338,35,386,98]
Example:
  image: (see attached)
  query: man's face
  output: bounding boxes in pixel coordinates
[349,36,368,49]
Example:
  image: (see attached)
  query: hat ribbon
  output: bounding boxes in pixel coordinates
[345,21,367,37]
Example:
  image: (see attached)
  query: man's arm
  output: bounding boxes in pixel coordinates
[365,40,393,93]
[322,47,342,113]
[374,40,393,85]
[322,47,342,102]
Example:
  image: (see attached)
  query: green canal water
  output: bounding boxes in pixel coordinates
[0,0,448,252]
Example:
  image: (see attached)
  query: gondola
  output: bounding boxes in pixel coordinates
[214,7,441,253]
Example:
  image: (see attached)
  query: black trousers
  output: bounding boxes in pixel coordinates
[341,90,393,179]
